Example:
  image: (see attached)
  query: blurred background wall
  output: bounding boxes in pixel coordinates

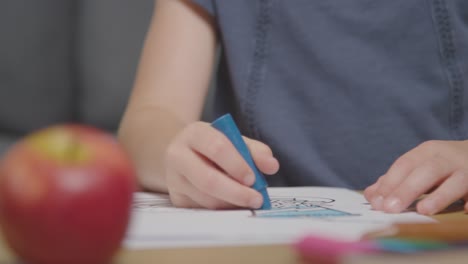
[0,0,154,153]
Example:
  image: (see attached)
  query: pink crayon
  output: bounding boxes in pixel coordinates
[294,236,379,264]
[294,234,451,264]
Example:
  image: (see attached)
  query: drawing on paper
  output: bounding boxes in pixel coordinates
[132,194,219,213]
[254,196,359,218]
[133,197,173,211]
[131,193,360,219]
[270,196,335,209]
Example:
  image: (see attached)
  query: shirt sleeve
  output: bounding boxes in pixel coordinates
[190,0,215,16]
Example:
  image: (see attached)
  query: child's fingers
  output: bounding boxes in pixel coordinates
[371,157,418,210]
[167,170,236,209]
[382,158,452,213]
[243,137,273,155]
[187,161,264,209]
[169,191,201,208]
[370,140,468,214]
[363,178,381,203]
[166,168,202,208]
[371,143,435,210]
[173,171,237,209]
[244,137,280,175]
[183,181,239,210]
[172,146,263,209]
[417,169,468,215]
[256,156,280,175]
[185,122,255,185]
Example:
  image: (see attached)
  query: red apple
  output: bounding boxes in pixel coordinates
[0,124,136,264]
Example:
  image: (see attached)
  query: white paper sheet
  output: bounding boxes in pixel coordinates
[124,187,434,249]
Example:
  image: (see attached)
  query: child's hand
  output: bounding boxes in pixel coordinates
[364,140,468,215]
[164,121,279,209]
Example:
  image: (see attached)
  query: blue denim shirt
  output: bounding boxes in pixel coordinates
[193,0,468,189]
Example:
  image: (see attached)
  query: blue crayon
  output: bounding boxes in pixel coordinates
[211,114,271,210]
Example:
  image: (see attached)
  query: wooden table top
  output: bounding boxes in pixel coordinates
[0,206,466,264]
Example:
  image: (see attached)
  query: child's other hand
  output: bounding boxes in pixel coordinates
[164,121,279,209]
[364,140,468,215]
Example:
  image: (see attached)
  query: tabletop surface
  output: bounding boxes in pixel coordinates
[0,205,466,264]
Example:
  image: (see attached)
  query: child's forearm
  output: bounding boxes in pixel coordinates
[117,0,216,193]
[118,106,187,193]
